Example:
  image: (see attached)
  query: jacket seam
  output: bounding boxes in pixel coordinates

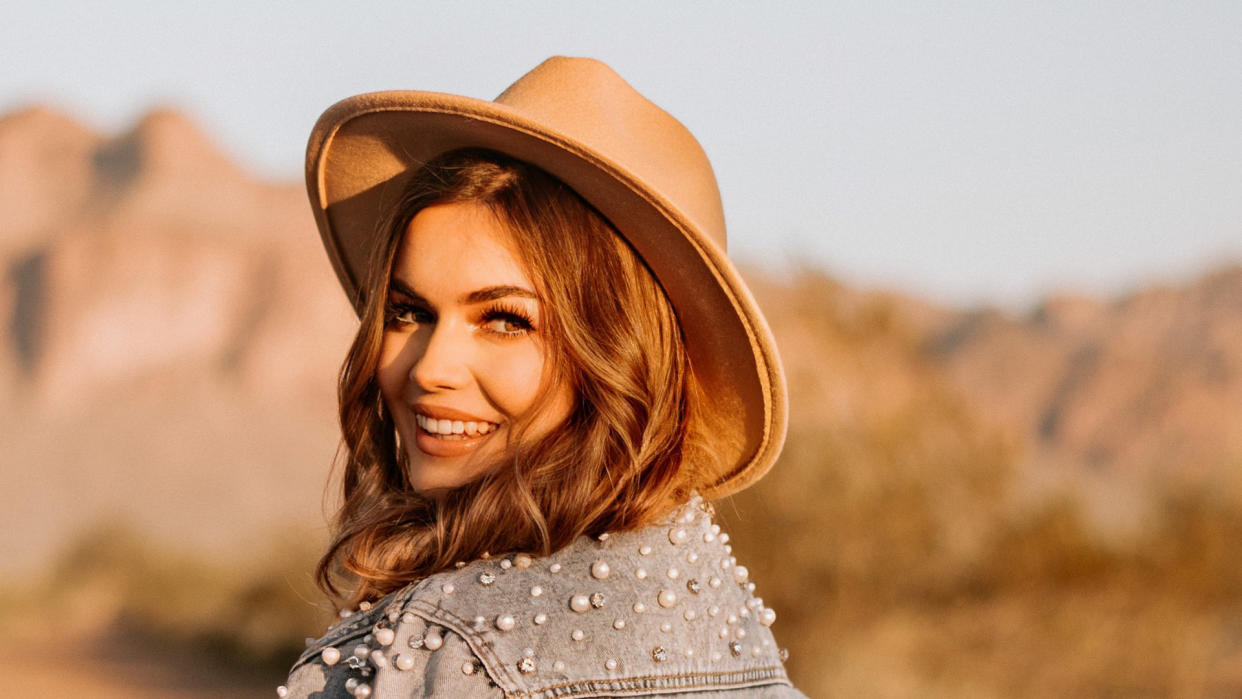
[506,665,790,698]
[403,598,526,691]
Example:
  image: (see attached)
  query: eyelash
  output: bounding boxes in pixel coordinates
[478,303,535,338]
[385,301,433,327]
[384,300,536,339]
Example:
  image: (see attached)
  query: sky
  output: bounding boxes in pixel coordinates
[3,1,1240,309]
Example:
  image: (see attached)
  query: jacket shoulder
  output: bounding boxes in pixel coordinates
[393,496,795,698]
[283,592,504,698]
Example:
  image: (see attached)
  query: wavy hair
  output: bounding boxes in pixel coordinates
[316,149,717,606]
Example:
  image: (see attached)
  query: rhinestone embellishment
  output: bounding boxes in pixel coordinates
[478,572,496,586]
[518,657,536,674]
[652,646,668,662]
[590,592,606,609]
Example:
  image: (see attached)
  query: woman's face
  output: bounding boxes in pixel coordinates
[376,201,573,497]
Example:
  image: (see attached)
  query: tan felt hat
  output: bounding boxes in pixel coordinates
[306,56,786,497]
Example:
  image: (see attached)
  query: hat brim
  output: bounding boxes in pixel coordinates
[307,90,786,498]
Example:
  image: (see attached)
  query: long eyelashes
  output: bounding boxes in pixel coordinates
[384,298,536,339]
[477,302,536,338]
[385,300,433,327]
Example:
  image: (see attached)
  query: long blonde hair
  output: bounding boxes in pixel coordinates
[317,149,715,606]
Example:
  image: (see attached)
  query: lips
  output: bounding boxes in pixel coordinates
[410,404,502,457]
[415,413,498,438]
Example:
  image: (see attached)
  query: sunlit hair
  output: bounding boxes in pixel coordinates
[316,148,717,606]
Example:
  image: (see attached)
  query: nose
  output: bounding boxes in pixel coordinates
[409,320,472,391]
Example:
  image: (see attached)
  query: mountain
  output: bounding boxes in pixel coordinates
[2,105,1239,579]
[0,106,356,579]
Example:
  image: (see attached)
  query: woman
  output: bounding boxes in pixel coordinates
[282,57,801,698]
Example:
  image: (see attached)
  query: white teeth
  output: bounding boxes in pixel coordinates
[416,413,498,437]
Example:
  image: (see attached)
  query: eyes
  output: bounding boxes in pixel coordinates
[385,299,536,339]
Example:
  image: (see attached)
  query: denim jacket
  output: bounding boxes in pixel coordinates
[282,496,804,698]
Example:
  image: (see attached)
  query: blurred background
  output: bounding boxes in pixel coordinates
[2,2,1240,696]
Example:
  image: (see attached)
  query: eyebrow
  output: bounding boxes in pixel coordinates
[390,278,538,305]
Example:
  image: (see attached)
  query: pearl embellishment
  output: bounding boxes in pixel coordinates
[514,553,533,568]
[605,658,618,671]
[669,528,688,545]
[571,629,585,641]
[733,565,750,583]
[496,614,516,631]
[321,647,340,665]
[423,631,443,651]
[657,589,677,608]
[760,608,777,626]
[570,594,591,613]
[531,585,543,597]
[591,560,611,579]
[534,613,548,625]
[395,653,415,671]
[375,628,395,646]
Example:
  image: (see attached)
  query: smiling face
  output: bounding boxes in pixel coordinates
[376,201,574,497]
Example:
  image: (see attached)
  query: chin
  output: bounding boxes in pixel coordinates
[406,455,494,498]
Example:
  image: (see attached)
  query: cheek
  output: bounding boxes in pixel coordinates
[478,345,551,414]
[375,332,409,400]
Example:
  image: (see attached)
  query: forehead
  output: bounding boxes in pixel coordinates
[391,202,532,293]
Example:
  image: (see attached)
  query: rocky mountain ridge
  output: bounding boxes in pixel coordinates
[2,106,1238,576]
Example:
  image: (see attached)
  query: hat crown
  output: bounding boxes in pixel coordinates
[494,57,727,252]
